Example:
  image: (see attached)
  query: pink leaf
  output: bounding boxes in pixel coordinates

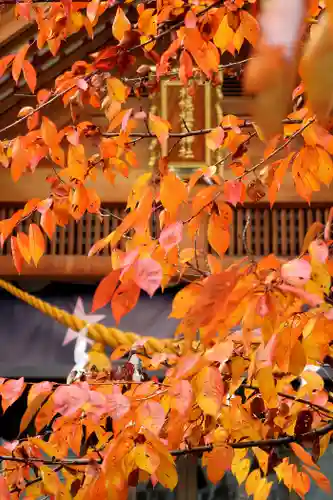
[309,240,328,263]
[106,385,130,420]
[159,222,183,252]
[77,78,88,91]
[278,284,323,307]
[224,180,245,206]
[1,377,25,412]
[134,258,162,297]
[137,401,165,435]
[281,258,312,286]
[53,383,89,417]
[169,380,193,415]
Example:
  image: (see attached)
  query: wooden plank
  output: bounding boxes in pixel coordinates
[272,209,278,255]
[255,209,261,255]
[85,213,92,255]
[68,218,75,255]
[298,209,305,251]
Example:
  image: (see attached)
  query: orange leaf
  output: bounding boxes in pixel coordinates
[204,446,233,484]
[0,477,10,500]
[41,210,56,240]
[29,224,45,266]
[88,232,115,257]
[208,212,230,257]
[11,236,24,273]
[20,382,53,434]
[149,114,171,149]
[290,443,319,469]
[92,269,121,312]
[0,54,15,79]
[41,117,59,148]
[240,11,260,46]
[112,7,131,42]
[111,280,140,324]
[303,465,331,494]
[300,222,324,255]
[12,43,29,83]
[16,231,31,264]
[23,60,37,93]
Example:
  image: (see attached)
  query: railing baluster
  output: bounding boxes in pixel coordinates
[272,209,278,255]
[68,218,75,255]
[298,209,305,251]
[281,208,287,256]
[85,213,92,255]
[76,218,83,256]
[290,209,296,256]
[255,209,261,255]
[263,208,270,255]
[102,213,110,256]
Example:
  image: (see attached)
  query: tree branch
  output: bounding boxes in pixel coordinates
[1,419,333,467]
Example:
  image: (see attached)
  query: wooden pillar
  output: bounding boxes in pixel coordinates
[176,456,198,500]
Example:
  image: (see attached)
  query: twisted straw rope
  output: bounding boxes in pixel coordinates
[0,279,177,353]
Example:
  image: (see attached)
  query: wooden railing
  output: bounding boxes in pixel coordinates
[0,202,331,278]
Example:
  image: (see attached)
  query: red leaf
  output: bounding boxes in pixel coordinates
[1,377,25,412]
[53,383,89,417]
[137,401,165,435]
[134,258,162,297]
[224,180,246,206]
[111,280,140,324]
[23,60,37,93]
[92,269,121,312]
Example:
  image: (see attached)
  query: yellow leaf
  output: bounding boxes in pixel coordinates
[254,478,273,500]
[213,15,234,52]
[195,366,224,418]
[107,77,128,103]
[245,469,261,496]
[29,224,45,266]
[232,457,250,485]
[155,453,178,491]
[132,443,160,474]
[253,447,269,475]
[112,7,131,42]
[256,366,277,408]
[289,340,307,376]
[160,172,188,219]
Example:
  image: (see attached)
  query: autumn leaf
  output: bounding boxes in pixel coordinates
[134,258,162,297]
[41,116,59,148]
[20,381,53,434]
[204,446,233,484]
[290,443,319,469]
[0,477,10,500]
[160,172,188,219]
[281,258,312,287]
[133,443,160,474]
[213,15,234,52]
[300,222,324,255]
[12,43,29,83]
[195,366,224,417]
[11,236,24,273]
[208,212,230,257]
[23,60,37,93]
[224,180,246,206]
[106,385,130,420]
[303,465,331,494]
[206,127,225,150]
[112,7,131,42]
[159,222,183,252]
[62,143,87,182]
[256,366,277,408]
[149,114,171,149]
[92,269,121,312]
[1,377,25,412]
[111,280,140,324]
[137,400,165,435]
[107,77,128,103]
[239,11,260,47]
[29,223,45,266]
[16,231,31,264]
[169,380,193,416]
[41,210,56,240]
